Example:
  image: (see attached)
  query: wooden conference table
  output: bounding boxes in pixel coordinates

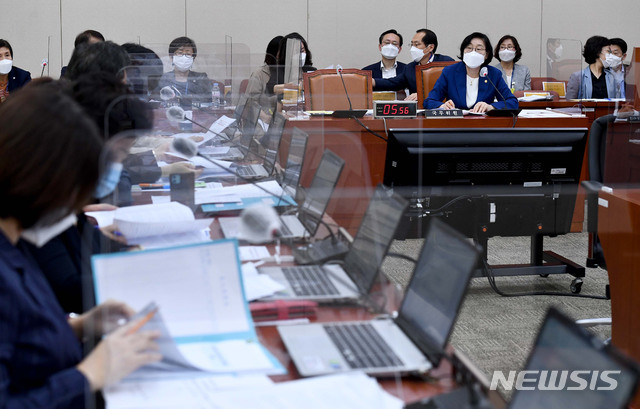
[280,113,592,235]
[210,221,504,406]
[597,187,640,409]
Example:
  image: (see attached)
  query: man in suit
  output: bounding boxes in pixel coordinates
[362,29,406,80]
[373,28,453,100]
[609,37,629,99]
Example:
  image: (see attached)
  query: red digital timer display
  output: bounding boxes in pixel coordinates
[373,101,418,118]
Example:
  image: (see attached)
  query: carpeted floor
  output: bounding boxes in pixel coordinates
[380,231,611,398]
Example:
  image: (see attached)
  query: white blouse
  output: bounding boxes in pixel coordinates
[466,75,479,109]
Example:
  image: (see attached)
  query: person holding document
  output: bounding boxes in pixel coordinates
[0,79,160,408]
[424,32,518,113]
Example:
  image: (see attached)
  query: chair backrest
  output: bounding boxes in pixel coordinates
[239,78,249,95]
[303,69,373,111]
[590,115,618,183]
[415,61,457,103]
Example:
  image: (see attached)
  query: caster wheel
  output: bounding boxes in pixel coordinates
[570,278,583,294]
[539,274,549,278]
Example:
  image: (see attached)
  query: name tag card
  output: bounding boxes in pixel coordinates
[425,109,463,118]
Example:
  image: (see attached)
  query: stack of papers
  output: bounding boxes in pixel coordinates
[86,202,212,249]
[105,372,403,409]
[199,180,297,212]
[92,239,284,379]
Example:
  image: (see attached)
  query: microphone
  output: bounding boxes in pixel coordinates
[238,204,282,244]
[331,64,367,118]
[336,64,352,110]
[479,67,518,125]
[160,85,182,100]
[40,58,48,77]
[166,106,231,142]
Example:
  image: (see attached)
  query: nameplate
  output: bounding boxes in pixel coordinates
[425,109,463,118]
[627,115,640,123]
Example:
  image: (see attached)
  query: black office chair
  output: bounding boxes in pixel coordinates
[583,114,617,270]
[577,114,617,335]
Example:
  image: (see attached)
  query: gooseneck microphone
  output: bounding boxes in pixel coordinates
[336,65,354,111]
[171,137,289,244]
[40,58,48,77]
[479,67,518,127]
[331,64,367,119]
[479,67,507,106]
[171,137,288,205]
[166,106,231,142]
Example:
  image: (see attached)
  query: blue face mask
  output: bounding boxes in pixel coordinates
[94,162,123,199]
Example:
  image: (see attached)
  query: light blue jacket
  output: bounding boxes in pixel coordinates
[566,66,617,99]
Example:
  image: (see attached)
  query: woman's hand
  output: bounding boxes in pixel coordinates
[470,101,494,113]
[440,100,456,110]
[404,93,418,101]
[69,299,136,339]
[160,162,202,177]
[99,224,128,245]
[76,318,161,391]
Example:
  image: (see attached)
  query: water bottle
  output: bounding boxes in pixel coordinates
[212,83,221,108]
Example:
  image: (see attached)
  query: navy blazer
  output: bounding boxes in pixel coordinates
[7,66,31,93]
[374,54,454,94]
[0,231,89,408]
[424,62,519,110]
[362,60,406,79]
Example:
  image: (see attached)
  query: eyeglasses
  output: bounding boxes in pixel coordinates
[382,41,400,46]
[174,50,194,57]
[499,45,515,51]
[464,46,486,53]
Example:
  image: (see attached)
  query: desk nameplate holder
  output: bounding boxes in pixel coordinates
[424,109,463,118]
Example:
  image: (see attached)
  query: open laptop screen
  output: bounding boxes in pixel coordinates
[508,308,639,409]
[238,100,261,152]
[343,187,408,294]
[298,150,345,236]
[281,127,308,198]
[261,112,286,175]
[395,219,479,367]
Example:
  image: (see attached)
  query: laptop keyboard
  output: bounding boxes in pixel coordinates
[281,265,339,296]
[323,323,403,369]
[236,166,256,176]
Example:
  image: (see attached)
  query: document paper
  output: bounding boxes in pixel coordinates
[92,239,284,376]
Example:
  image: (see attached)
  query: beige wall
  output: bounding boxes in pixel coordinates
[2,0,639,79]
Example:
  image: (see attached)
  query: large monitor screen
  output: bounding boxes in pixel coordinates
[384,128,588,238]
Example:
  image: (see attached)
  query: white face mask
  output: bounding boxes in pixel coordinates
[498,49,516,62]
[381,44,399,59]
[299,52,307,67]
[463,51,485,69]
[607,54,622,69]
[410,46,425,63]
[601,54,615,69]
[172,55,193,72]
[21,213,77,248]
[0,59,12,75]
[554,45,563,59]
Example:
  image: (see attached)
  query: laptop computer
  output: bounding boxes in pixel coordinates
[506,307,640,409]
[278,218,480,376]
[231,112,286,179]
[258,185,408,301]
[412,308,640,409]
[218,148,344,241]
[278,127,309,199]
[202,97,260,162]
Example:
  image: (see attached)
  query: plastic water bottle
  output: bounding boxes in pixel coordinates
[212,83,221,108]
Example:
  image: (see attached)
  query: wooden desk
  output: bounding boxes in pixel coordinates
[282,115,591,235]
[597,187,640,408]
